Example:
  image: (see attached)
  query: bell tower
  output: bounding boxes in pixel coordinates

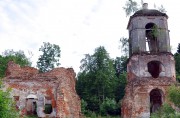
[121,3,176,118]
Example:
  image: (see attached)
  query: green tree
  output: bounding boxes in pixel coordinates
[114,72,127,103]
[150,103,176,118]
[0,82,19,118]
[77,46,118,114]
[114,56,128,77]
[2,49,32,66]
[0,49,31,78]
[119,37,130,57]
[177,43,180,54]
[123,0,166,17]
[123,0,138,16]
[158,5,166,13]
[37,42,61,72]
[168,85,180,107]
[100,98,119,116]
[174,43,180,82]
[174,54,180,82]
[81,99,88,115]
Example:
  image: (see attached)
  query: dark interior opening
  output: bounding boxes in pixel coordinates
[147,61,162,78]
[33,102,37,115]
[145,23,158,53]
[150,89,162,113]
[44,104,53,114]
[26,99,37,115]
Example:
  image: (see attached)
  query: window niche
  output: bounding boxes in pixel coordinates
[147,61,162,78]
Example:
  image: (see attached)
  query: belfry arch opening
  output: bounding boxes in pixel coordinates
[150,89,163,113]
[147,61,162,78]
[145,23,158,53]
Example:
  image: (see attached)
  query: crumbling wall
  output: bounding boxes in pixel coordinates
[3,61,81,118]
[5,61,39,79]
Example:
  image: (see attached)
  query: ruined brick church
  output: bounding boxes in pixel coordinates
[121,3,177,118]
[3,61,81,118]
[2,3,178,118]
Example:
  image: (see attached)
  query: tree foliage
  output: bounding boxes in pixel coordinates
[119,37,129,57]
[177,43,180,54]
[81,99,88,115]
[114,72,127,103]
[37,42,61,72]
[77,46,120,114]
[100,98,119,116]
[2,49,31,66]
[0,82,19,118]
[168,85,180,107]
[174,54,180,82]
[157,5,166,13]
[123,0,138,16]
[0,49,31,78]
[174,43,180,82]
[76,46,127,116]
[150,103,177,118]
[114,56,128,77]
[123,0,166,17]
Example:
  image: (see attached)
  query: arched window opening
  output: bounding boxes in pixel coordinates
[145,23,158,53]
[150,89,163,113]
[147,61,162,78]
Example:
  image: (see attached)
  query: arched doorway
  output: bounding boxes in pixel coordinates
[150,89,163,113]
[26,94,38,115]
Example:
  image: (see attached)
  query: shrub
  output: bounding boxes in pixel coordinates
[150,103,175,118]
[0,81,20,118]
[168,85,180,107]
[100,98,119,116]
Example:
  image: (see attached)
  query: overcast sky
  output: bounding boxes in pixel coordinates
[0,0,179,73]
